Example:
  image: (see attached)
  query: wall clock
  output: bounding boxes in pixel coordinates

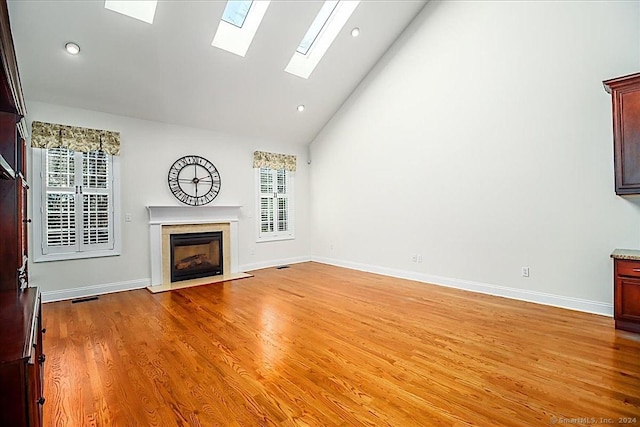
[167,155,221,206]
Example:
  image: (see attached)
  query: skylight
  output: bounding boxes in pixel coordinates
[285,0,360,79]
[296,1,339,55]
[212,1,271,57]
[104,1,158,24]
[221,1,253,28]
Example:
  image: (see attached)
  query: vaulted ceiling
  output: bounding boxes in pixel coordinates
[7,1,426,146]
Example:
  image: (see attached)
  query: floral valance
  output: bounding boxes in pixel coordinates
[31,121,121,155]
[253,151,296,172]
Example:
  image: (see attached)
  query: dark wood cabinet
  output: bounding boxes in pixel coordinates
[0,288,44,427]
[603,72,640,195]
[613,258,640,333]
[0,1,44,425]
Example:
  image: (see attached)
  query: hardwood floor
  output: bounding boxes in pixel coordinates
[42,262,640,426]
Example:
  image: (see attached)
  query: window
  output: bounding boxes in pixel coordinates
[33,147,121,262]
[256,167,294,241]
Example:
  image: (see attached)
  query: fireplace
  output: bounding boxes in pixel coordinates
[170,231,223,282]
[147,206,248,292]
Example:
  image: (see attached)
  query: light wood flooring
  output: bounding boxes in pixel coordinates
[42,262,640,426]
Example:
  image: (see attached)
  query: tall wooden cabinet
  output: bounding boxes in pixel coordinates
[0,0,45,426]
[603,72,640,195]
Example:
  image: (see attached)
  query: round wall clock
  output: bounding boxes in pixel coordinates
[167,155,221,206]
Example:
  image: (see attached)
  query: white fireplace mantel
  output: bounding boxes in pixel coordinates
[147,205,242,225]
[147,205,242,287]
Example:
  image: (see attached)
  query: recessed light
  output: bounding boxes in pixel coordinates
[297,105,305,112]
[65,42,80,55]
[351,27,360,37]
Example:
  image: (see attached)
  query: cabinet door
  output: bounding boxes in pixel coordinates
[614,89,640,194]
[615,277,640,322]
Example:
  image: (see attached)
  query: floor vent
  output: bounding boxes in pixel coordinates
[275,265,290,270]
[71,296,99,304]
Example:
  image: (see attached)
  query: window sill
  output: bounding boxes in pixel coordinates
[33,249,120,263]
[256,235,295,243]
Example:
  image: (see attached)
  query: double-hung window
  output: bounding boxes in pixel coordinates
[31,121,121,262]
[253,151,296,242]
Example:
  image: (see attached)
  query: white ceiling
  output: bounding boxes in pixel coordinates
[7,1,426,146]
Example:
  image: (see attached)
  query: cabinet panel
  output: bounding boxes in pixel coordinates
[619,91,640,188]
[617,278,640,321]
[0,362,28,426]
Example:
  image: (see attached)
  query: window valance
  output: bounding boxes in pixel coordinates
[31,121,121,155]
[253,151,296,172]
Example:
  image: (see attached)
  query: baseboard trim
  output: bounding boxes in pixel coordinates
[240,256,312,273]
[311,256,613,317]
[40,257,614,316]
[41,278,150,303]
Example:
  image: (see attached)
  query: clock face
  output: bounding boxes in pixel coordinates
[167,155,221,206]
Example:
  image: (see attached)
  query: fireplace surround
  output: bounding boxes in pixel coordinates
[147,205,250,292]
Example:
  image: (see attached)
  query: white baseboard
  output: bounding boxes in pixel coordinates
[240,256,312,273]
[41,278,150,303]
[40,257,614,317]
[312,256,613,317]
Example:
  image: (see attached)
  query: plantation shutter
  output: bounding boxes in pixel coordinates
[81,151,112,249]
[45,147,76,249]
[276,169,289,232]
[42,148,114,254]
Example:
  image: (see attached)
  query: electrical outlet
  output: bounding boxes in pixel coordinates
[417,254,423,263]
[522,267,530,277]
[125,213,132,222]
[411,254,417,262]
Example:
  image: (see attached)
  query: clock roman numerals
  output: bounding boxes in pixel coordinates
[168,155,221,206]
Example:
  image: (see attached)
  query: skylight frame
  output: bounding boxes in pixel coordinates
[212,0,271,58]
[104,0,158,24]
[285,0,360,79]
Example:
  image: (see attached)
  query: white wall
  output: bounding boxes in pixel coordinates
[310,1,640,314]
[26,101,310,299]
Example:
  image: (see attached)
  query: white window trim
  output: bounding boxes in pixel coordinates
[31,147,121,262]
[255,168,295,243]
